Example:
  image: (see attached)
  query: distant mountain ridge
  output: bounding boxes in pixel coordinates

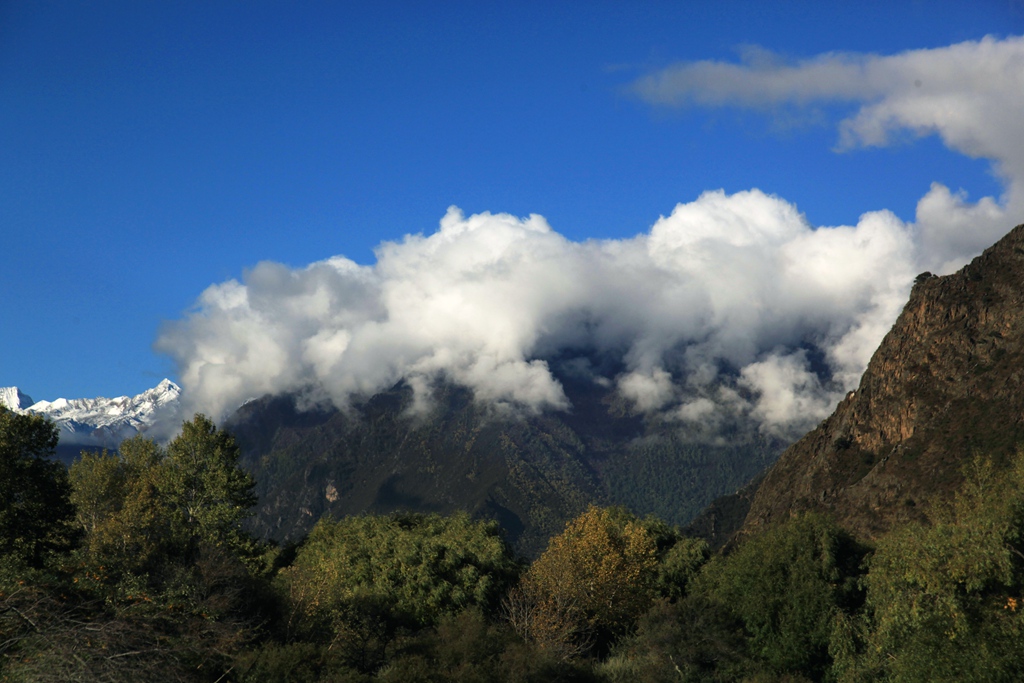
[226,370,785,556]
[0,379,181,452]
[2,371,783,555]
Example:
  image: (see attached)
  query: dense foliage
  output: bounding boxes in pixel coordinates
[229,382,786,558]
[2,414,264,681]
[4,410,1024,681]
[284,512,517,630]
[0,406,76,565]
[278,512,520,673]
[694,513,868,677]
[831,454,1024,682]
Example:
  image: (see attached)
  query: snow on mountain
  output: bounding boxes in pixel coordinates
[0,379,182,447]
[0,386,35,411]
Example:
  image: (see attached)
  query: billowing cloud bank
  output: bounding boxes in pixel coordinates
[159,193,915,436]
[158,35,1024,437]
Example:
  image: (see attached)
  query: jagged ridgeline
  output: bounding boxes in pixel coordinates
[702,223,1024,544]
[226,367,783,556]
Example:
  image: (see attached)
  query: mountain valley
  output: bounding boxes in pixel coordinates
[9,225,1024,680]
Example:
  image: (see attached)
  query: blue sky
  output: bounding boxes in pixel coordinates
[2,1,1023,410]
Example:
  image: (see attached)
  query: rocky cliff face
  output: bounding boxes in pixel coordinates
[742,223,1024,540]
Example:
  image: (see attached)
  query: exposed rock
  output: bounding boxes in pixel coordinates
[741,223,1024,540]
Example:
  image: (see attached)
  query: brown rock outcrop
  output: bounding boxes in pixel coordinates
[742,223,1024,540]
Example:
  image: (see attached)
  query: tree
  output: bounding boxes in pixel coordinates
[509,506,659,658]
[833,453,1024,682]
[162,414,258,558]
[693,512,867,679]
[68,437,173,574]
[643,518,709,600]
[282,512,519,672]
[6,418,261,683]
[67,418,262,606]
[0,406,75,566]
[601,596,754,683]
[68,449,124,537]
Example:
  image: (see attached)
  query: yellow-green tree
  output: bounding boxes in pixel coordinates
[68,416,260,592]
[69,436,172,573]
[509,506,658,658]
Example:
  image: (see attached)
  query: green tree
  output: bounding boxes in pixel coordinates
[650,533,709,600]
[834,453,1024,682]
[162,413,258,557]
[693,512,867,679]
[282,512,518,672]
[601,596,754,683]
[0,406,75,566]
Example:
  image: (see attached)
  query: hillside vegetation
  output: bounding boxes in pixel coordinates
[6,406,1024,681]
[9,227,1024,680]
[227,376,782,557]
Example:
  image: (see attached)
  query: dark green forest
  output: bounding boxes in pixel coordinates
[227,381,784,559]
[4,405,1024,682]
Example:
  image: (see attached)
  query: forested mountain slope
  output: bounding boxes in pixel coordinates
[227,370,783,556]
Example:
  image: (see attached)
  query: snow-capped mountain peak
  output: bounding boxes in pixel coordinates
[1,380,182,447]
[0,387,35,411]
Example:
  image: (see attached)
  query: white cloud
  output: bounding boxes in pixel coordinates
[739,351,834,433]
[677,397,717,423]
[632,35,1024,272]
[158,36,1024,438]
[618,368,676,412]
[159,192,921,437]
